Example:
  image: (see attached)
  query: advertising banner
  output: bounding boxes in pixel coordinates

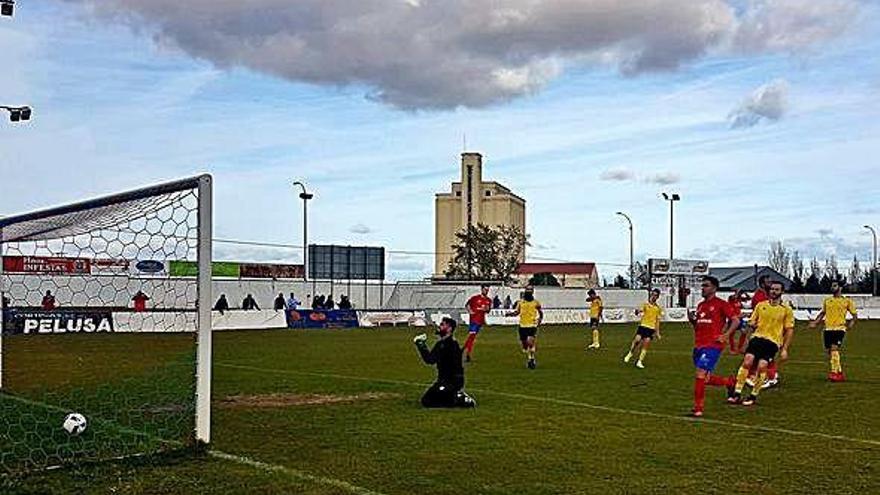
[2,256,91,275]
[285,309,359,329]
[648,259,709,276]
[91,258,132,275]
[169,260,240,277]
[2,309,115,335]
[357,311,427,327]
[240,263,304,279]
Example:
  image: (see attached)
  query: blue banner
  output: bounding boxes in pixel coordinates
[285,309,359,329]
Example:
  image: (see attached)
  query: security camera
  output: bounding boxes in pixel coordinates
[1,1,14,17]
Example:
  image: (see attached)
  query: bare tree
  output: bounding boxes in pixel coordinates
[824,254,839,279]
[767,241,791,277]
[850,255,861,286]
[791,250,805,281]
[810,257,821,278]
[632,261,649,289]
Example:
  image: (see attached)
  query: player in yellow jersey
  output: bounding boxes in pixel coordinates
[809,280,857,382]
[729,281,794,406]
[586,289,603,350]
[507,286,543,369]
[623,288,663,369]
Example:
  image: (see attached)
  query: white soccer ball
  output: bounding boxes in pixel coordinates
[62,413,88,436]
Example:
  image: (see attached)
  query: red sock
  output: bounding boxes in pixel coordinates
[767,361,778,380]
[464,333,477,354]
[707,375,732,387]
[694,378,706,411]
[728,333,736,352]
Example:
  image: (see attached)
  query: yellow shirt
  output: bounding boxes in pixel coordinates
[518,299,541,327]
[823,296,857,331]
[639,302,663,330]
[589,298,603,318]
[749,301,794,346]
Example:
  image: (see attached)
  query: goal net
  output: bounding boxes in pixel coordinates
[0,175,212,476]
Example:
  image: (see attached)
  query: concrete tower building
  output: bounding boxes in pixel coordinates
[434,152,526,276]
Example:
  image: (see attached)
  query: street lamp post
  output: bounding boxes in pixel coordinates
[661,193,681,260]
[865,225,878,296]
[616,212,634,287]
[293,182,314,282]
[1,105,31,122]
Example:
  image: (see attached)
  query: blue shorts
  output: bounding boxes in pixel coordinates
[693,347,723,372]
[468,323,482,334]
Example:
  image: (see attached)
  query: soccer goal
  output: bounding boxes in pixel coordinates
[0,175,212,476]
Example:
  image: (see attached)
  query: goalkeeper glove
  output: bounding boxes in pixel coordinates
[413,333,428,344]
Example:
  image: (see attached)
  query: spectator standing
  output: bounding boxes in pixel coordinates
[274,293,286,311]
[132,291,150,313]
[338,295,353,310]
[325,294,335,310]
[41,290,56,310]
[503,295,512,310]
[493,295,502,309]
[286,292,301,310]
[242,294,260,311]
[213,294,230,315]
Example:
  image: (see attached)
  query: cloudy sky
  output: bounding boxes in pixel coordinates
[1,0,879,280]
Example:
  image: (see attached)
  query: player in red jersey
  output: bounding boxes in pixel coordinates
[748,275,780,388]
[727,289,749,354]
[463,285,492,362]
[688,276,740,417]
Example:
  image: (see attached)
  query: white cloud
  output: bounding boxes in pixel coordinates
[729,79,790,128]
[64,0,859,110]
[644,172,681,185]
[733,0,860,54]
[600,168,636,181]
[349,223,374,235]
[687,232,872,266]
[600,168,680,185]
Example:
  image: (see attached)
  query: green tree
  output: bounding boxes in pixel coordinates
[612,274,630,288]
[445,224,529,282]
[529,272,560,287]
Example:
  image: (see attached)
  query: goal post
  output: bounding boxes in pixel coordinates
[0,174,212,475]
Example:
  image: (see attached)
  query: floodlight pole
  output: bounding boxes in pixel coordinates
[293,181,313,282]
[866,225,878,296]
[616,212,634,287]
[662,193,680,260]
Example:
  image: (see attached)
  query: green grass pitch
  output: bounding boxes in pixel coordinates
[3,321,880,494]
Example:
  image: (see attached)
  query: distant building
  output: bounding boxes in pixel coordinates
[709,265,793,291]
[514,262,599,289]
[434,152,526,276]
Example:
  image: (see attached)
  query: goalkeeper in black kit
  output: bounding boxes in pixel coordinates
[413,317,476,408]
